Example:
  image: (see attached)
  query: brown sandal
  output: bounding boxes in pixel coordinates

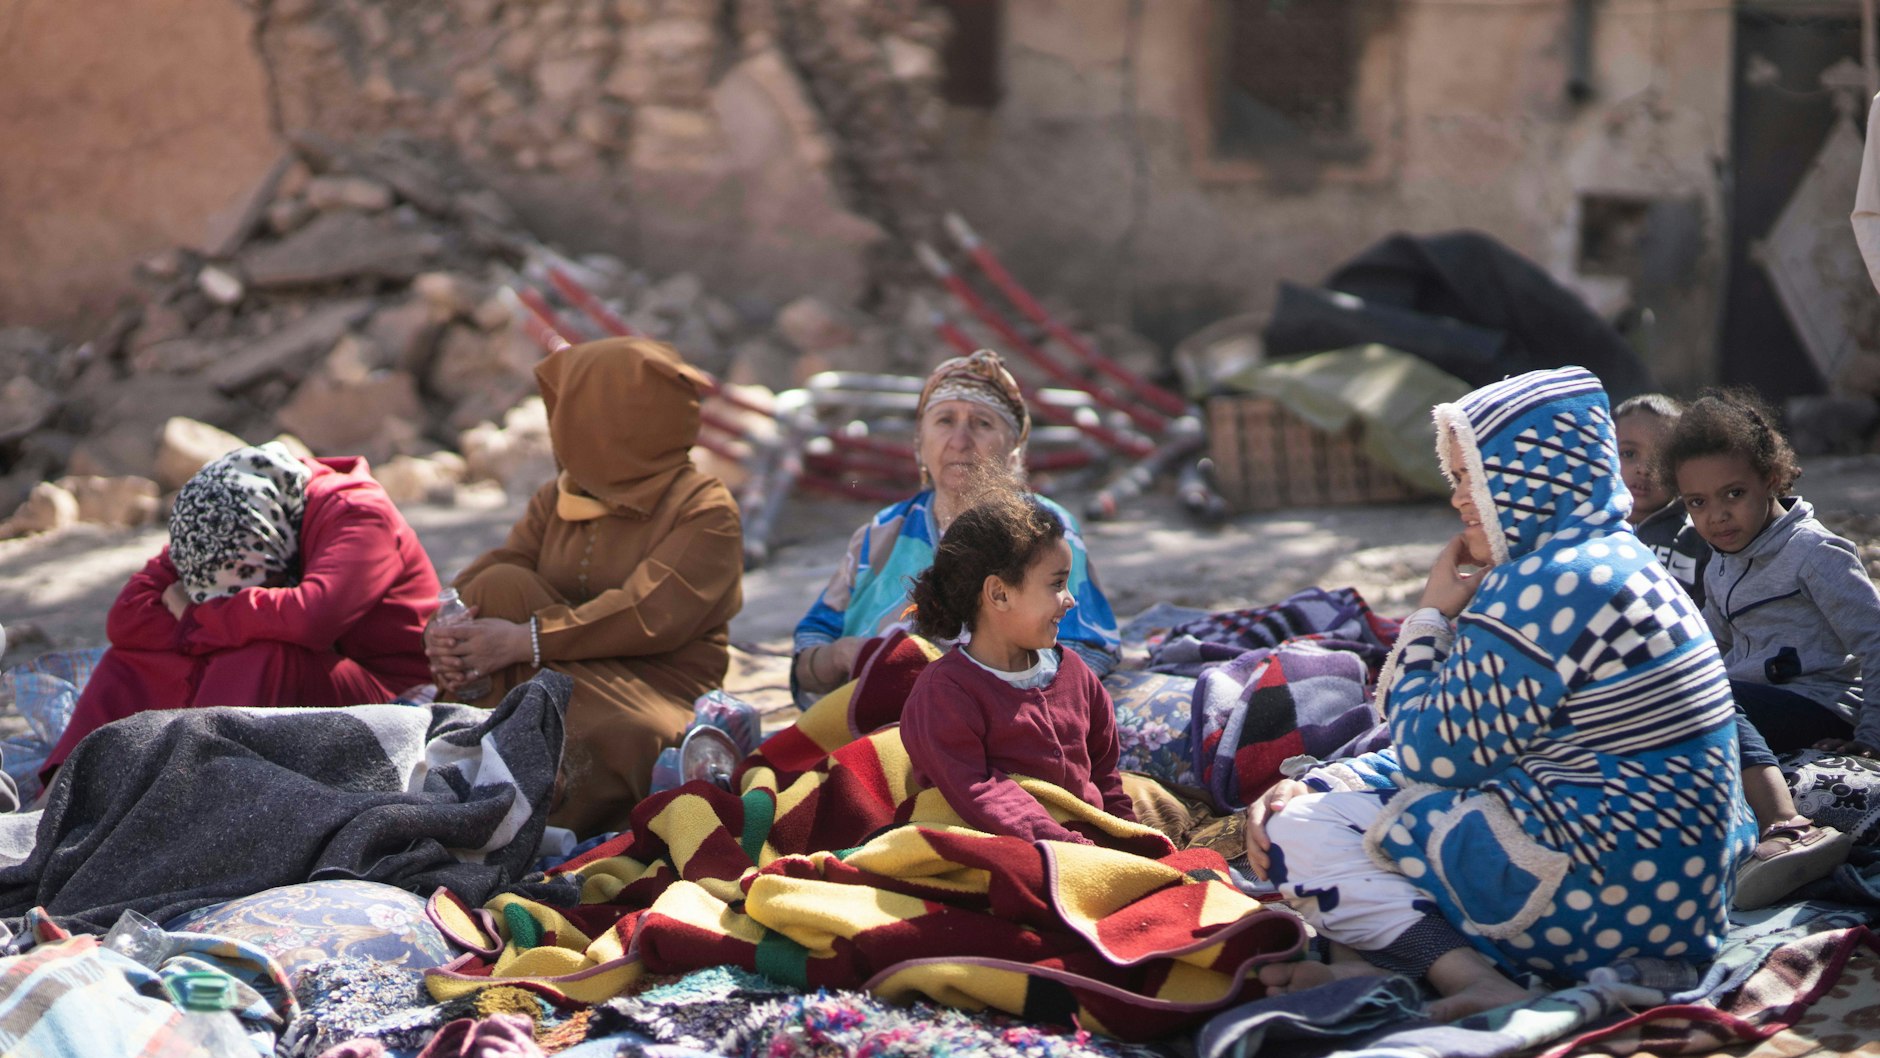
[1733,817,1853,911]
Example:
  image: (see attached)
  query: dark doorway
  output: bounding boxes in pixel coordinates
[933,0,1003,108]
[1723,7,1862,400]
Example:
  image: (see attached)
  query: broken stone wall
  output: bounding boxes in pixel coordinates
[933,0,1732,393]
[255,0,951,309]
[2,0,951,333]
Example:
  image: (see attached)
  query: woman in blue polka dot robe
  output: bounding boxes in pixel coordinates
[1248,366,1756,1019]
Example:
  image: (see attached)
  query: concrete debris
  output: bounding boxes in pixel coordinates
[51,475,161,529]
[197,265,247,307]
[373,452,467,506]
[206,298,377,393]
[0,131,1163,536]
[0,482,80,540]
[240,211,444,288]
[0,377,58,445]
[154,417,250,493]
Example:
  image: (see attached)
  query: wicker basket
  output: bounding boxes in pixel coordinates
[1206,394,1430,511]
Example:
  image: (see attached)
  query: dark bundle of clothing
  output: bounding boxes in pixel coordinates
[0,674,568,936]
[1265,230,1652,400]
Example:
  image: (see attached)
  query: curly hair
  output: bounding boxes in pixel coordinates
[1659,388,1802,495]
[909,480,1066,641]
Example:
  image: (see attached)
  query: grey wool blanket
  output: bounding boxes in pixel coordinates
[0,671,568,936]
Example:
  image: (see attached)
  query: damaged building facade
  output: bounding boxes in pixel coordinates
[1,0,1873,399]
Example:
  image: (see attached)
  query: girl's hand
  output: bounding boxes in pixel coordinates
[161,582,191,619]
[1418,534,1488,619]
[1813,737,1878,759]
[1244,778,1309,882]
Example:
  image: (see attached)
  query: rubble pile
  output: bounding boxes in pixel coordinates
[253,0,953,305]
[0,135,961,540]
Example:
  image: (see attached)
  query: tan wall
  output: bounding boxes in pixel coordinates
[0,0,283,329]
[935,0,1733,391]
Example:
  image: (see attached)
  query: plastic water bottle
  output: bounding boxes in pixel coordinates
[101,908,169,968]
[434,588,491,701]
[693,689,762,755]
[168,972,254,1056]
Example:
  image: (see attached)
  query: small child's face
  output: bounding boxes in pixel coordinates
[1615,413,1673,524]
[1675,453,1782,554]
[998,538,1077,651]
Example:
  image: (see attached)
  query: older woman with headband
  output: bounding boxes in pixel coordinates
[44,443,440,778]
[792,349,1120,699]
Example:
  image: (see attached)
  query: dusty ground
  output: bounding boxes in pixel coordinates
[5,454,1879,724]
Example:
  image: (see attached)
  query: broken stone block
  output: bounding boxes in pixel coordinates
[266,433,316,461]
[52,475,161,528]
[458,396,554,492]
[624,17,717,104]
[304,174,396,212]
[206,297,375,392]
[545,140,599,171]
[266,198,314,236]
[240,212,443,289]
[882,35,940,83]
[275,369,425,463]
[776,296,859,356]
[129,303,192,355]
[429,324,538,431]
[64,374,236,481]
[535,54,603,104]
[320,333,388,385]
[572,105,621,146]
[628,106,724,171]
[0,482,79,540]
[197,265,246,306]
[470,294,513,332]
[372,452,467,505]
[413,272,489,318]
[365,299,443,374]
[139,249,187,281]
[131,335,223,376]
[155,417,251,492]
[0,376,57,444]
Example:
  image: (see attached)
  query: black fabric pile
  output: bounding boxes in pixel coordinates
[1265,230,1652,400]
[0,673,568,935]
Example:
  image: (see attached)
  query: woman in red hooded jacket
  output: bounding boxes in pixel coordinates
[42,443,440,779]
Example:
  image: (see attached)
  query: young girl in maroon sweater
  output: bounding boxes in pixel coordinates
[899,485,1135,844]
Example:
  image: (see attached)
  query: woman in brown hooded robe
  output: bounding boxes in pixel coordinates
[425,337,744,836]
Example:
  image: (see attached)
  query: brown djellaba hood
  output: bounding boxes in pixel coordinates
[534,336,710,516]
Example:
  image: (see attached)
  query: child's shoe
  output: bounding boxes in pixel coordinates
[1732,817,1853,910]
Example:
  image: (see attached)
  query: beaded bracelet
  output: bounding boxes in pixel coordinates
[529,616,542,669]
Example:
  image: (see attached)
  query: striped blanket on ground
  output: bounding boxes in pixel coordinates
[425,634,1308,1041]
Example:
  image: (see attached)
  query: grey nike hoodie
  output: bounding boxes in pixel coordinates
[1700,495,1880,747]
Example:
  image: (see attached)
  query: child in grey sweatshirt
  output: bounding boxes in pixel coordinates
[1662,391,1880,758]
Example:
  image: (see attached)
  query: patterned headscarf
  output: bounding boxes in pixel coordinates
[915,349,1031,450]
[1433,365,1625,567]
[169,443,312,603]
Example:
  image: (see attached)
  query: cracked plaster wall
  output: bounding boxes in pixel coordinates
[935,0,1732,391]
[0,0,284,329]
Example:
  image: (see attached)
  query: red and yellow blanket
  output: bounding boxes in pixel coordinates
[426,634,1307,1040]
